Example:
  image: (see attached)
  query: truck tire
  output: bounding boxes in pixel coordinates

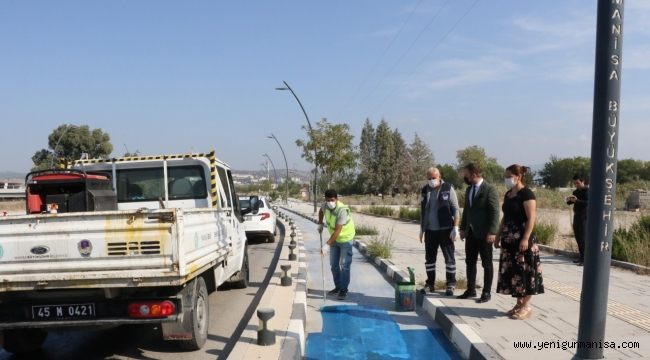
[267,233,275,243]
[179,276,209,350]
[231,246,249,289]
[2,328,48,354]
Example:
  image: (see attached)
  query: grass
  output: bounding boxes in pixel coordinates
[533,218,558,245]
[398,207,421,222]
[0,200,25,212]
[435,278,469,290]
[612,215,650,267]
[355,224,379,236]
[362,206,395,217]
[343,194,418,206]
[416,278,474,291]
[366,227,395,259]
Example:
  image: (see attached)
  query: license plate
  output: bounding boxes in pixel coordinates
[245,215,252,221]
[32,303,96,320]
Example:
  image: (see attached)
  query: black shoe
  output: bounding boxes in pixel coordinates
[476,293,491,303]
[573,259,581,263]
[328,287,340,295]
[426,284,435,293]
[445,286,455,296]
[337,289,348,300]
[456,290,477,299]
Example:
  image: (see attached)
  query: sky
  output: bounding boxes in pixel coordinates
[1,0,649,174]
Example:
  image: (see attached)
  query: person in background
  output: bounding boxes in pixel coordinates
[419,167,460,295]
[495,164,544,320]
[317,189,356,300]
[458,163,500,303]
[566,174,588,265]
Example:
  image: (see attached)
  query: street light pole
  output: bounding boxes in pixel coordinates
[267,134,289,205]
[262,153,279,185]
[275,80,318,213]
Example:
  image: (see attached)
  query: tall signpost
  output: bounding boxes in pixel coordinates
[577,1,624,359]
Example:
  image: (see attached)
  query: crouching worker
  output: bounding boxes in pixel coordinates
[318,189,356,300]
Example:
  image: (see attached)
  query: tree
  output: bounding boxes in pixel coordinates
[456,145,503,183]
[373,120,396,195]
[408,133,434,193]
[438,163,462,189]
[295,118,357,190]
[539,156,591,188]
[32,124,113,170]
[357,119,376,193]
[617,159,645,184]
[392,128,412,195]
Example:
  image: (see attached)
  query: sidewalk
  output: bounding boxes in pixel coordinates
[288,200,650,359]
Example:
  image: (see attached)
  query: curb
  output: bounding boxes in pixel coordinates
[281,204,502,360]
[538,244,650,273]
[278,216,308,359]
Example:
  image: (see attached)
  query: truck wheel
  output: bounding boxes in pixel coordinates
[231,246,249,289]
[179,276,209,350]
[2,328,48,354]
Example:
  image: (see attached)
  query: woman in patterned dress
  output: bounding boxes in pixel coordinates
[495,164,544,320]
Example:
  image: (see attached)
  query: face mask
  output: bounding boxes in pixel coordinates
[505,177,517,189]
[326,201,336,210]
[463,176,472,185]
[428,179,440,188]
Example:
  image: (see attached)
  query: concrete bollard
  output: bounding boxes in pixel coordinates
[288,243,297,261]
[289,230,296,246]
[280,264,292,286]
[257,308,276,346]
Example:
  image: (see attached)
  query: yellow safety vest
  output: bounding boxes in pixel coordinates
[324,201,356,243]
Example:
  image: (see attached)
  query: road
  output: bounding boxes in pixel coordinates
[0,223,284,360]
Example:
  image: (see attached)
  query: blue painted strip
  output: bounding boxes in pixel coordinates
[306,305,461,360]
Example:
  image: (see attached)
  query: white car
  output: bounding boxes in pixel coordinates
[239,196,277,242]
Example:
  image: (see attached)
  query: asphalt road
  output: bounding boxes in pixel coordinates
[0,223,284,360]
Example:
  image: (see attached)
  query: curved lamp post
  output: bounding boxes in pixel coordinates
[267,134,289,204]
[262,153,279,185]
[275,81,318,213]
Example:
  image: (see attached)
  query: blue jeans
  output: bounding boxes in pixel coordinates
[329,241,353,291]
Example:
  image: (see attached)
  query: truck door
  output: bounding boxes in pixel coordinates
[225,169,246,240]
[216,166,237,250]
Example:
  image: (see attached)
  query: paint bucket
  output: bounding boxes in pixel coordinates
[395,267,416,311]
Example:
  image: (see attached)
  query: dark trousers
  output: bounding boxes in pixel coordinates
[424,229,457,287]
[573,215,586,260]
[465,230,493,294]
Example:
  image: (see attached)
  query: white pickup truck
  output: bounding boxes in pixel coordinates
[0,151,254,354]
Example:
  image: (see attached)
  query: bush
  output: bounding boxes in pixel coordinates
[355,224,379,236]
[366,227,395,259]
[398,207,421,222]
[612,215,650,267]
[533,220,558,245]
[363,206,395,217]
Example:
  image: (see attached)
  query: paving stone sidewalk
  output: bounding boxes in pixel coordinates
[288,200,650,360]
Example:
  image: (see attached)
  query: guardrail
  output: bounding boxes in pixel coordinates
[0,189,25,199]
